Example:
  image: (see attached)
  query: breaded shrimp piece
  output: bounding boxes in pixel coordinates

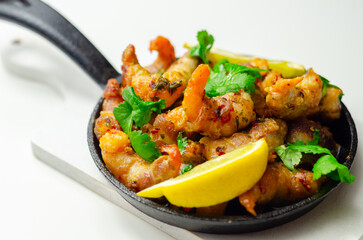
[100,130,181,192]
[317,86,343,121]
[238,162,321,216]
[145,36,176,74]
[182,64,256,138]
[265,69,323,119]
[121,44,198,108]
[94,79,123,140]
[94,111,121,140]
[141,110,205,166]
[200,118,287,161]
[102,78,123,111]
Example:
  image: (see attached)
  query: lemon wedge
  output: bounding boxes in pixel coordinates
[184,43,306,78]
[137,138,268,207]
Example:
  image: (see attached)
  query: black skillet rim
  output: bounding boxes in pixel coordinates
[87,99,358,234]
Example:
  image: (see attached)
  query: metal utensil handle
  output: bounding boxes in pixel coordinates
[0,0,119,87]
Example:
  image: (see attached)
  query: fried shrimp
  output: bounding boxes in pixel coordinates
[99,130,181,191]
[317,86,343,121]
[122,44,198,108]
[182,64,256,138]
[94,79,123,139]
[200,118,287,161]
[94,32,347,218]
[145,36,176,74]
[265,69,323,119]
[102,78,123,111]
[238,162,321,216]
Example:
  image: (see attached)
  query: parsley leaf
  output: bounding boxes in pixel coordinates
[177,132,188,154]
[275,130,355,183]
[306,129,321,145]
[181,163,194,174]
[205,59,265,97]
[313,155,355,183]
[320,75,342,98]
[275,145,302,171]
[190,30,214,64]
[128,130,161,162]
[113,87,166,133]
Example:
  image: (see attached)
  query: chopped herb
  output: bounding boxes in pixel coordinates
[275,145,302,171]
[177,132,188,154]
[181,163,194,174]
[128,130,161,162]
[320,75,342,98]
[275,130,355,183]
[205,59,266,97]
[113,87,165,133]
[190,30,214,64]
[338,93,344,102]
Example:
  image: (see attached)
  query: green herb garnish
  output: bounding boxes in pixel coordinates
[181,163,194,174]
[128,130,161,162]
[205,59,265,97]
[113,87,165,134]
[320,75,342,98]
[177,132,188,154]
[275,130,355,183]
[113,87,165,162]
[190,30,214,64]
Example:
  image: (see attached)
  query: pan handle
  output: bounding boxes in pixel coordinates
[0,0,119,87]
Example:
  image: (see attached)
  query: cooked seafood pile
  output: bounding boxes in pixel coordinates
[94,31,354,216]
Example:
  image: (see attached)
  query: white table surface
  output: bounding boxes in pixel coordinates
[1,0,363,239]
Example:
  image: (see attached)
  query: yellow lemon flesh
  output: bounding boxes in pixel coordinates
[137,138,268,208]
[184,43,306,78]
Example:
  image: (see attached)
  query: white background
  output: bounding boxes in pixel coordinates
[0,0,362,239]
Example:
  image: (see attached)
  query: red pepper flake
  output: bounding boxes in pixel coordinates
[151,128,160,134]
[289,103,296,109]
[216,146,225,156]
[252,123,258,128]
[258,182,266,193]
[218,151,225,156]
[221,113,231,124]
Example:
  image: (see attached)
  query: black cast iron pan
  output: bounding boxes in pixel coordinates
[0,0,358,234]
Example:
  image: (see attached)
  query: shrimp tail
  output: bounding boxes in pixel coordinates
[122,44,139,66]
[146,36,176,74]
[183,64,210,123]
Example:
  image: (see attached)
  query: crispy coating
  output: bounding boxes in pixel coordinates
[238,162,321,216]
[286,118,337,150]
[122,44,198,108]
[265,69,323,119]
[286,118,338,168]
[100,130,181,192]
[182,64,256,138]
[200,118,287,161]
[102,78,123,111]
[317,87,343,121]
[94,111,121,140]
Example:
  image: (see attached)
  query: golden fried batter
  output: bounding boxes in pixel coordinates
[200,118,287,161]
[238,162,321,216]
